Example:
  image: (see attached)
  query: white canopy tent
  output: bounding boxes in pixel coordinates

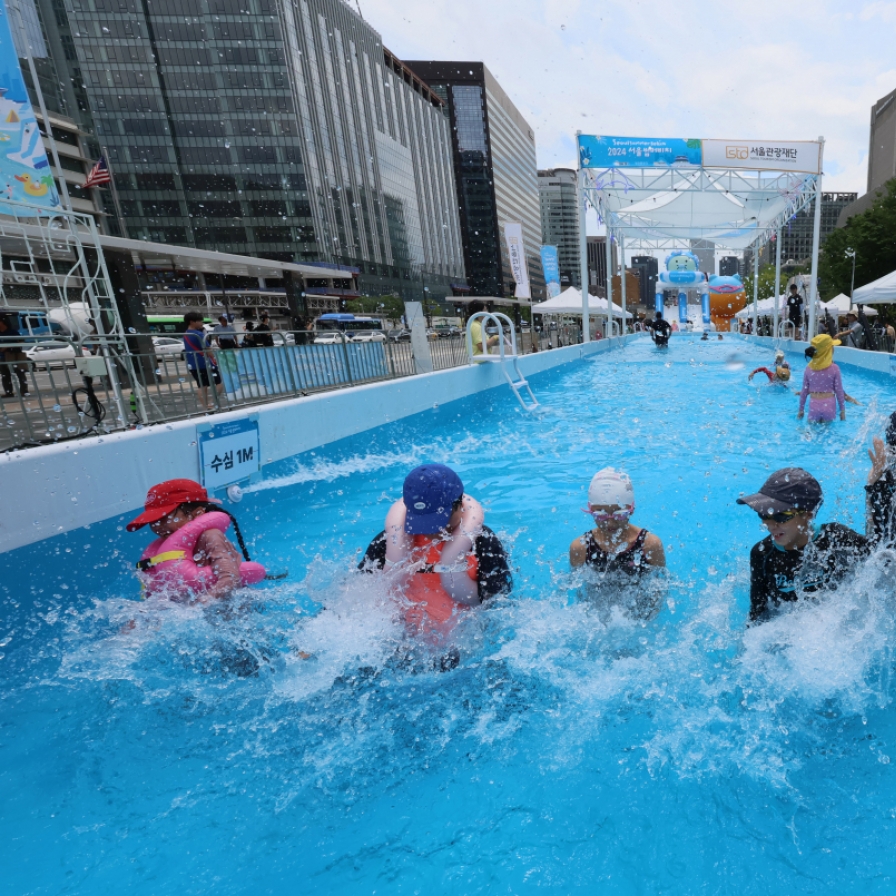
[733,291,878,324]
[820,293,877,316]
[735,296,784,319]
[853,270,896,305]
[531,286,632,318]
[576,134,826,341]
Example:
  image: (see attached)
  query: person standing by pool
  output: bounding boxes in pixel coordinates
[836,311,865,349]
[467,300,500,358]
[359,464,512,627]
[737,468,869,624]
[798,335,846,423]
[786,283,804,337]
[183,312,223,410]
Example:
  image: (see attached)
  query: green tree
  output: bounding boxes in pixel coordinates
[742,262,797,305]
[819,179,896,300]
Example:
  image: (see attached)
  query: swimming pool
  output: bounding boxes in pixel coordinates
[4,334,896,894]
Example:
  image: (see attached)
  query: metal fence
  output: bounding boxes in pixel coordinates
[0,331,473,452]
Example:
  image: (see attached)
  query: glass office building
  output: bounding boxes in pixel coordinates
[405,61,544,300]
[61,0,465,300]
[538,168,580,289]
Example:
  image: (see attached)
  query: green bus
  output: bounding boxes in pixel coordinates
[146,314,213,335]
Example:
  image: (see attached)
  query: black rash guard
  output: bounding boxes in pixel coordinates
[359,525,513,601]
[866,473,896,547]
[748,522,869,623]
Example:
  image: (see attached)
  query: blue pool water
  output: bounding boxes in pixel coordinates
[4,335,896,894]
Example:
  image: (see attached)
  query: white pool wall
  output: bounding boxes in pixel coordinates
[5,338,624,553]
[742,334,896,375]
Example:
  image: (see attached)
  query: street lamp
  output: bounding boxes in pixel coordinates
[845,248,856,301]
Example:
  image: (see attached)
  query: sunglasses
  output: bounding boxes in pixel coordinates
[760,509,804,523]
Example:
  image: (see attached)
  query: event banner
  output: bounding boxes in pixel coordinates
[504,222,531,299]
[578,134,823,174]
[578,135,702,169]
[701,139,822,174]
[540,245,561,298]
[0,1,61,213]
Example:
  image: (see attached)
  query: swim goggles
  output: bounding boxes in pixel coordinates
[583,505,634,522]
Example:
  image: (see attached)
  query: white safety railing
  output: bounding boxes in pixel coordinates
[465,311,538,411]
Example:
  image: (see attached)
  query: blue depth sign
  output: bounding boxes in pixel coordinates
[578,135,702,169]
[197,416,260,490]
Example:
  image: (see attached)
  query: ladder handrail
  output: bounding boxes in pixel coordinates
[465,311,517,362]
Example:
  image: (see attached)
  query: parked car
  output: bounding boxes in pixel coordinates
[25,341,87,369]
[387,328,411,342]
[350,330,387,343]
[152,336,184,357]
[435,326,461,338]
[313,331,346,345]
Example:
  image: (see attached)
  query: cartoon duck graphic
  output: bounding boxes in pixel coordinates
[14,172,49,197]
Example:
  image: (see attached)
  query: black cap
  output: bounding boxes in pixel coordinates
[736,467,822,516]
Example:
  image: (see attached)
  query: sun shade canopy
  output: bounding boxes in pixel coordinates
[582,167,820,251]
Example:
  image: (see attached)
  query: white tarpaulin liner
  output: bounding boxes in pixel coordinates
[531,286,632,318]
[582,167,819,251]
[853,270,896,305]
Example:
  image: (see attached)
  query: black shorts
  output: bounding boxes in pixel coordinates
[189,367,221,388]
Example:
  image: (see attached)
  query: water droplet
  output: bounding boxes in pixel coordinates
[724,353,744,372]
[52,404,61,412]
[67,426,77,433]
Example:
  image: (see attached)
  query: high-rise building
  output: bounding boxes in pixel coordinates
[780,193,856,263]
[586,236,616,296]
[720,256,740,277]
[689,239,715,276]
[403,61,544,300]
[839,87,896,225]
[630,255,658,304]
[538,168,579,288]
[61,0,466,301]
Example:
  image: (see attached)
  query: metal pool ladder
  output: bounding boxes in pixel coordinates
[465,311,539,411]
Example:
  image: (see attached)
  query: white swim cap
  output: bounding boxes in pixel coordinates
[588,468,635,509]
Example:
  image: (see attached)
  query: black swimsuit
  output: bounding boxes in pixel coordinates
[582,528,650,576]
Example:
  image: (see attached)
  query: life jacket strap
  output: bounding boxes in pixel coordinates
[136,550,187,571]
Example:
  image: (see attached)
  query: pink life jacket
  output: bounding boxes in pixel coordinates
[137,511,266,599]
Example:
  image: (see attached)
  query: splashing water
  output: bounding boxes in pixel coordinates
[4,336,896,893]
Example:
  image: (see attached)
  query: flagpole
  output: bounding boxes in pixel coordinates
[100,145,128,239]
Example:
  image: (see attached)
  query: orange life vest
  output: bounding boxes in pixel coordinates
[404,535,478,625]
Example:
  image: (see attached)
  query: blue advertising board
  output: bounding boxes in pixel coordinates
[217,342,390,400]
[540,245,561,297]
[578,135,702,169]
[0,1,61,213]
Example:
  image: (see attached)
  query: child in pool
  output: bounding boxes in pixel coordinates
[128,479,264,601]
[748,349,791,384]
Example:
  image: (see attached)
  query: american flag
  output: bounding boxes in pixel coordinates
[83,155,111,189]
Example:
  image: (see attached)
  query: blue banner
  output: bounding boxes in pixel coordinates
[540,245,561,298]
[578,135,702,169]
[0,1,60,213]
[217,343,390,399]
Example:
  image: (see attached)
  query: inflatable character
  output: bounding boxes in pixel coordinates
[655,251,710,329]
[708,274,747,331]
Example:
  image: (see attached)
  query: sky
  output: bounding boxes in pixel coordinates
[360,0,896,195]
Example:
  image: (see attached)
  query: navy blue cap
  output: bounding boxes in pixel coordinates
[402,464,463,534]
